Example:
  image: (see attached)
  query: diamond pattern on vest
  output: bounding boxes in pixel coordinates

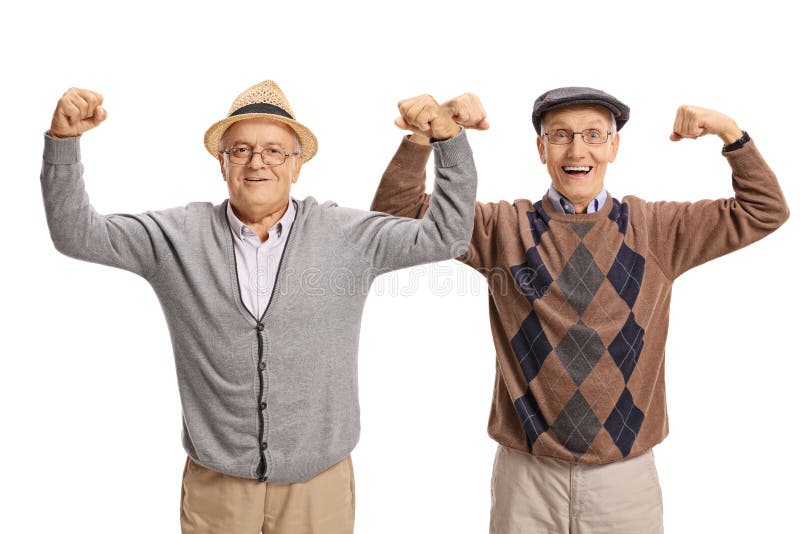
[555,322,606,386]
[510,202,648,459]
[557,243,605,316]
[514,389,549,450]
[512,311,553,383]
[551,391,602,457]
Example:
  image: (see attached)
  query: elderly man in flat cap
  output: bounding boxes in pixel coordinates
[40,80,476,533]
[371,87,788,533]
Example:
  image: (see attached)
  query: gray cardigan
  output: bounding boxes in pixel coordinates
[40,131,476,483]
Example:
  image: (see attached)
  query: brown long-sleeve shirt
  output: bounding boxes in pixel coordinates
[371,136,789,463]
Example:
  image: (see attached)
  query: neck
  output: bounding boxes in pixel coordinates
[231,200,289,242]
[572,200,590,214]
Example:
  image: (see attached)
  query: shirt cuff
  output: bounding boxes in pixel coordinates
[43,132,81,164]
[431,127,472,168]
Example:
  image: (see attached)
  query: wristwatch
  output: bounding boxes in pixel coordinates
[722,131,750,152]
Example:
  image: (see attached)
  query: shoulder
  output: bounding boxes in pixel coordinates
[294,196,385,231]
[474,198,532,218]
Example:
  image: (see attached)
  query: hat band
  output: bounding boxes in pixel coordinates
[229,103,294,120]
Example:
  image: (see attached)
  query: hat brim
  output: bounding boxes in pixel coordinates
[533,97,629,135]
[204,113,318,162]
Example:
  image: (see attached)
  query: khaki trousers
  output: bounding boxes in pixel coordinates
[180,456,355,534]
[490,445,663,534]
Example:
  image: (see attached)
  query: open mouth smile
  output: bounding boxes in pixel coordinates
[562,166,593,178]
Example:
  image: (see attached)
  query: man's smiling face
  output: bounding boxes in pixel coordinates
[536,105,619,213]
[218,117,302,219]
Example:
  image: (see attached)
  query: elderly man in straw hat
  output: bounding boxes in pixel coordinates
[40,80,476,533]
[371,87,789,533]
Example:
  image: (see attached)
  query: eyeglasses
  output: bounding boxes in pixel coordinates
[544,129,612,145]
[223,146,301,166]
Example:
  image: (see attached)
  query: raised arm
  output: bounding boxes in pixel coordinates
[41,88,183,279]
[648,105,789,279]
[370,93,501,271]
[371,92,488,218]
[330,94,477,273]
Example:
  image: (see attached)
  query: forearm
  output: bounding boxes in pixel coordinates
[370,135,433,218]
[422,128,477,258]
[724,140,789,228]
[41,134,98,259]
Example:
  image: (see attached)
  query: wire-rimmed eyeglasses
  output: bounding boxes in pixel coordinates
[222,146,301,166]
[544,129,612,145]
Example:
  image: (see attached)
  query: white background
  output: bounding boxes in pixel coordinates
[2,0,798,532]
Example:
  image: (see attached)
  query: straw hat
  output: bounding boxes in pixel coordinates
[204,80,318,162]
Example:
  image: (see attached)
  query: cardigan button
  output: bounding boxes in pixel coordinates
[258,362,266,371]
[260,442,268,450]
[256,323,264,331]
[260,402,266,410]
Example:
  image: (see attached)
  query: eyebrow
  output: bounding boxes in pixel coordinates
[227,140,289,151]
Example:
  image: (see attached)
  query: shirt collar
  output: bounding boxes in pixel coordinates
[547,185,607,215]
[226,199,296,242]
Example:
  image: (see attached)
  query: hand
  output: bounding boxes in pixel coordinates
[442,92,489,131]
[395,94,461,140]
[49,88,107,138]
[669,105,742,145]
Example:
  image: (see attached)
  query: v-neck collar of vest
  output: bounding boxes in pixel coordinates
[537,190,616,223]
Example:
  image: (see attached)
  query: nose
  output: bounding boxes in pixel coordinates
[247,151,268,170]
[565,134,588,158]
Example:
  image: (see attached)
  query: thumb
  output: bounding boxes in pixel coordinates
[85,106,107,129]
[395,116,409,130]
[477,119,490,130]
[669,132,682,142]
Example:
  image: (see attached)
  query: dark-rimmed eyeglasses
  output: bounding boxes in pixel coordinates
[544,129,612,145]
[223,146,301,166]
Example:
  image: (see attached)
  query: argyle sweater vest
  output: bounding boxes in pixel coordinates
[371,137,788,463]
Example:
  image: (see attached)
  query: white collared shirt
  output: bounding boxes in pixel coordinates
[547,185,608,214]
[226,199,296,318]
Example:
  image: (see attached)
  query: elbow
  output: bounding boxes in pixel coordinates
[50,233,79,260]
[451,239,470,258]
[48,224,85,261]
[778,202,790,227]
[763,200,790,231]
[49,225,71,255]
[453,218,475,257]
[446,224,474,259]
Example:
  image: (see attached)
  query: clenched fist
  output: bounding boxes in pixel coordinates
[670,105,742,145]
[395,94,461,140]
[49,88,107,138]
[442,92,489,131]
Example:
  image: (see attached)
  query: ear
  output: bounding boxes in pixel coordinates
[608,132,620,163]
[291,158,303,184]
[218,153,227,181]
[536,135,546,164]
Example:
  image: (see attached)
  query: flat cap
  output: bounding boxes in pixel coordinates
[532,87,630,134]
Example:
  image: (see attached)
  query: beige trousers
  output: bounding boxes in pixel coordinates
[180,456,355,534]
[490,445,663,534]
